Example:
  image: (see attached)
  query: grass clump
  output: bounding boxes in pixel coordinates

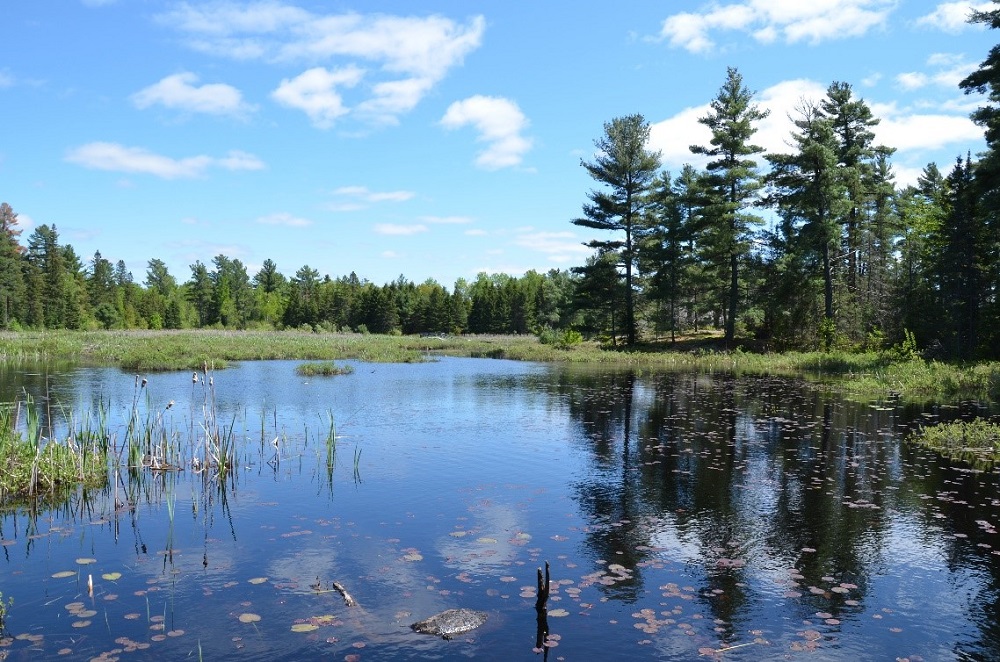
[0,398,110,507]
[909,419,1000,467]
[296,361,355,377]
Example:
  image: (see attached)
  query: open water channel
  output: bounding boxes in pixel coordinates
[0,357,998,661]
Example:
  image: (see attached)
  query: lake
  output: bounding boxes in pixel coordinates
[0,357,998,661]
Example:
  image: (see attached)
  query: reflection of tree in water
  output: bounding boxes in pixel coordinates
[558,367,1000,651]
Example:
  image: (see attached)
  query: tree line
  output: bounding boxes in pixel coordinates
[3,8,1000,359]
[570,6,1000,360]
[0,209,581,337]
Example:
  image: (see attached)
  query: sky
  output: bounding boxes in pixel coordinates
[1,1,996,289]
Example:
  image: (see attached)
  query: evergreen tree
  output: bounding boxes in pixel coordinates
[187,261,215,327]
[25,225,68,328]
[767,100,849,349]
[690,67,769,345]
[573,114,661,345]
[0,203,25,327]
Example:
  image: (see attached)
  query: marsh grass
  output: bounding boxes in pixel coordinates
[909,419,1000,467]
[295,361,355,377]
[0,396,109,506]
[3,329,1000,400]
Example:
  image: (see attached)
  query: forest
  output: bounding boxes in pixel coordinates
[2,9,1000,360]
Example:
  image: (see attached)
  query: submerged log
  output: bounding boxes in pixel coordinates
[331,581,358,607]
[410,609,488,639]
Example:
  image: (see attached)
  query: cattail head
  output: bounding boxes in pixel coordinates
[166,400,175,410]
[192,372,199,384]
[141,378,148,389]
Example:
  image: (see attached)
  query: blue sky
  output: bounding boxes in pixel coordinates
[1,1,995,288]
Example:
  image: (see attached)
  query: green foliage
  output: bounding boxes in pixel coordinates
[295,361,355,377]
[0,590,11,631]
[537,328,583,349]
[910,419,1000,467]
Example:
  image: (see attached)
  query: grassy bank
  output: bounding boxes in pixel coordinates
[2,329,1000,401]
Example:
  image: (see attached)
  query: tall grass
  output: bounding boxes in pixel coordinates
[909,419,1000,467]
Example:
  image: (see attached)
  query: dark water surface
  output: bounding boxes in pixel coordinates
[1,358,998,661]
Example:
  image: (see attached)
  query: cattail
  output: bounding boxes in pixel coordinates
[88,574,93,596]
[141,378,147,389]
[166,400,174,410]
[192,372,198,384]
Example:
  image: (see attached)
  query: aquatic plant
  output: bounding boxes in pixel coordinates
[909,419,1000,466]
[295,361,355,377]
[0,590,11,632]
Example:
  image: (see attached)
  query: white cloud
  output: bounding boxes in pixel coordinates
[0,70,13,88]
[131,72,254,117]
[256,212,312,227]
[915,2,993,33]
[440,95,532,169]
[374,223,428,236]
[895,53,978,90]
[659,0,895,53]
[513,230,591,264]
[159,4,484,125]
[872,105,983,152]
[332,186,414,203]
[65,142,264,179]
[650,79,827,170]
[422,215,472,224]
[271,66,363,128]
[648,78,980,173]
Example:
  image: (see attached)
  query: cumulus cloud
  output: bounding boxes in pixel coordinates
[659,0,895,53]
[271,66,363,128]
[512,230,592,264]
[440,95,532,169]
[422,215,472,224]
[256,212,312,227]
[158,3,484,125]
[895,53,978,90]
[915,2,993,33]
[648,78,980,173]
[374,223,428,236]
[65,142,264,179]
[331,185,414,204]
[131,72,255,116]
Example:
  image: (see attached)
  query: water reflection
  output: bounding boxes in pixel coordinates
[0,359,997,660]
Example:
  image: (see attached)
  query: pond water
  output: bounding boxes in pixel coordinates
[0,357,999,661]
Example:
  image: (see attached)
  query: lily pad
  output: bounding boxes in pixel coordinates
[248,577,268,585]
[51,571,76,579]
[75,558,97,565]
[239,613,262,623]
[291,623,319,633]
[102,572,122,581]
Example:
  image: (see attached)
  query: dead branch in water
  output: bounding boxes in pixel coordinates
[332,581,358,607]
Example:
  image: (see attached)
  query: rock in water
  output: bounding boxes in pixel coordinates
[410,609,488,639]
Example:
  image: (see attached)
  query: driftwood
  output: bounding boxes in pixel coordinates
[332,581,358,607]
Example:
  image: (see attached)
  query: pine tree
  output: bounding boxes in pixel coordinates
[573,114,661,345]
[690,67,769,345]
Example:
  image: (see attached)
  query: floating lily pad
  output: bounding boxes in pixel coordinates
[548,609,570,617]
[476,537,497,544]
[75,558,97,565]
[248,577,268,585]
[71,620,91,628]
[239,613,261,623]
[102,572,122,581]
[403,552,423,562]
[291,623,319,633]
[51,571,76,579]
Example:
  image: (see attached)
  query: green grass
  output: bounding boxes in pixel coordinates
[3,329,1000,401]
[295,361,355,377]
[908,419,1000,467]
